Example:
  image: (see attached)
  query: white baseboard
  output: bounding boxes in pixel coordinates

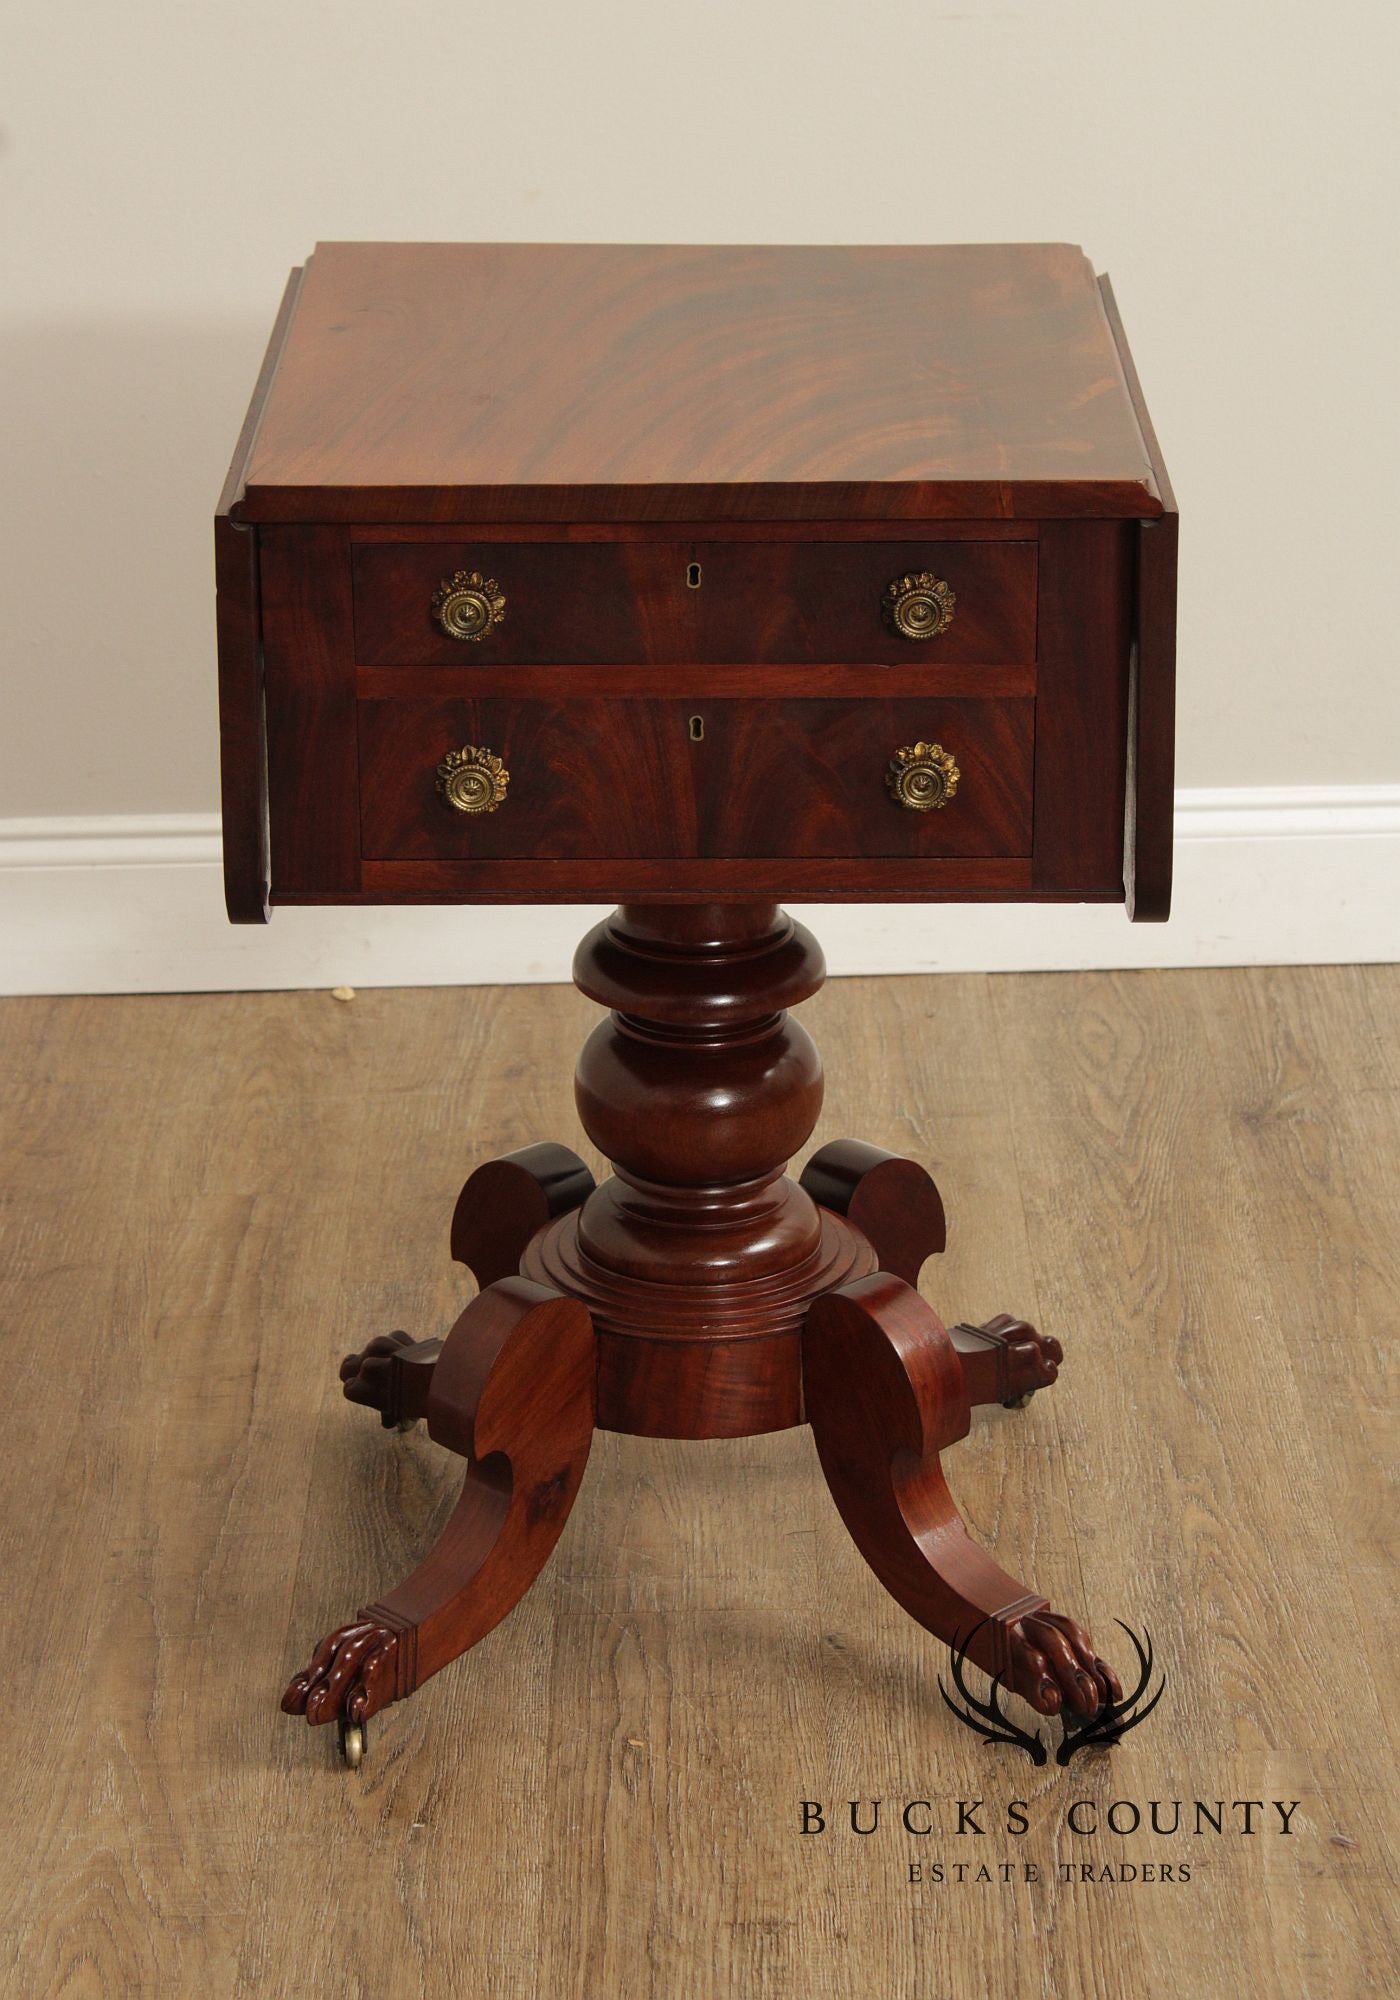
[1,787,1397,995]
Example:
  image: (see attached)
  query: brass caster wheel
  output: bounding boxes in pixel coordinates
[337,1716,367,1770]
[392,1417,418,1434]
[1002,1390,1036,1411]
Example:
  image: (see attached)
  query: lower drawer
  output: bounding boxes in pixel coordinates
[358,698,1033,861]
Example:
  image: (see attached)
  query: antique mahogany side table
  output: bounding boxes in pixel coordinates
[215,243,1176,1768]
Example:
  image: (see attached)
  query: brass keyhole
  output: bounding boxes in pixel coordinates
[686,562,702,589]
[688,715,705,742]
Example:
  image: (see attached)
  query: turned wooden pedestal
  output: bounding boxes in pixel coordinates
[283,905,1120,1763]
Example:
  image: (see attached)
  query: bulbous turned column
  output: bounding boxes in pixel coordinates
[575,902,826,1285]
[520,903,876,1439]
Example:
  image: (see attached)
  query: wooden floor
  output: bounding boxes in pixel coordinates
[1,966,1396,1998]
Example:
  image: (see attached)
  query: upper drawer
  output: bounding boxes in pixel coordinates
[351,539,1037,667]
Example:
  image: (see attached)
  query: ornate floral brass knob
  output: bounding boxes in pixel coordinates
[886,741,960,811]
[883,571,955,641]
[435,744,509,814]
[431,570,506,642]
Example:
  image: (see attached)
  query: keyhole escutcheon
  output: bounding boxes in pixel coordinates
[688,715,705,742]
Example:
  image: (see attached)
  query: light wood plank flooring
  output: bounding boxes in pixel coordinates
[1,967,1395,1998]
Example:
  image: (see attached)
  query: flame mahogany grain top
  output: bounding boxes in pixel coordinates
[235,242,1164,525]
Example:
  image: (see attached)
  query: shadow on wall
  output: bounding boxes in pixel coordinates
[0,317,280,820]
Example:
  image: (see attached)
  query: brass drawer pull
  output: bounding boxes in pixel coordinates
[431,569,506,641]
[436,744,509,813]
[886,741,959,811]
[883,571,955,641]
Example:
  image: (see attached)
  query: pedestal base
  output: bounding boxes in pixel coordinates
[283,905,1120,1762]
[521,1200,875,1437]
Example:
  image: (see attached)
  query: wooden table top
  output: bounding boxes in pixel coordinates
[237,242,1164,526]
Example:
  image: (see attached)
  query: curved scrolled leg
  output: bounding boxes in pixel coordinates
[800,1141,946,1286]
[451,1142,596,1287]
[283,1277,595,1744]
[804,1273,1118,1720]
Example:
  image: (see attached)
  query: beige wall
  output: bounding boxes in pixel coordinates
[5,1,1397,822]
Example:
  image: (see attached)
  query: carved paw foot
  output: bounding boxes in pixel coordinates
[952,1314,1063,1408]
[281,1618,399,1727]
[1003,1609,1121,1719]
[340,1330,440,1429]
[340,1330,413,1418]
[990,1315,1062,1405]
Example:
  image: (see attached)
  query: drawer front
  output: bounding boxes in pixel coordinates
[358,698,1033,861]
[352,539,1037,667]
